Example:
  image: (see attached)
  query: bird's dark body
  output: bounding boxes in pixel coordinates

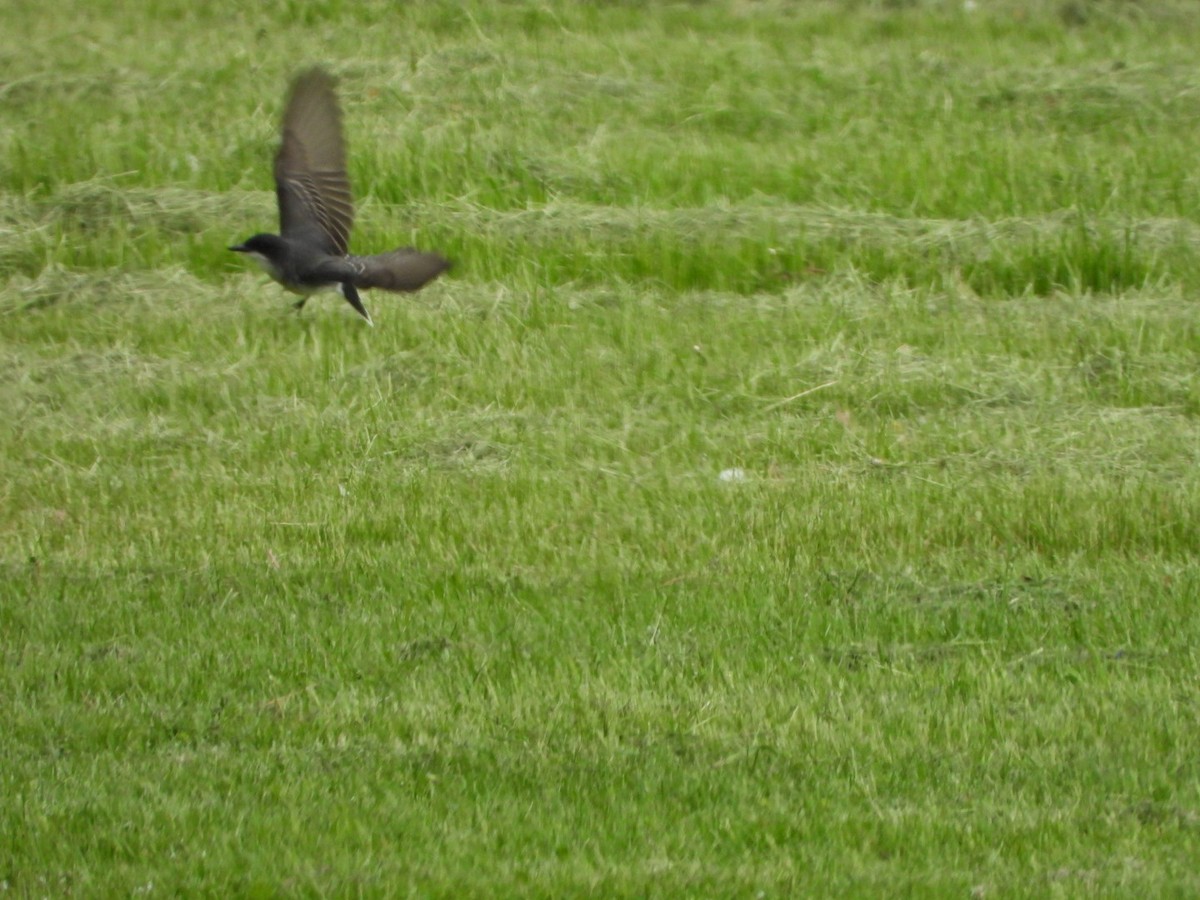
[230,68,449,325]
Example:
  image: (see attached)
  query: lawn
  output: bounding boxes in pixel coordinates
[3,0,1200,895]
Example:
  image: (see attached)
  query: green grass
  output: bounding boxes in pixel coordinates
[3,0,1200,895]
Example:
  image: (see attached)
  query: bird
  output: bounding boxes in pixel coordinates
[230,67,449,326]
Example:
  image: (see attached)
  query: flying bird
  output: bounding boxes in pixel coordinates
[230,67,449,325]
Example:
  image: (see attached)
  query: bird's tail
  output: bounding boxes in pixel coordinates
[337,282,374,326]
[349,248,451,292]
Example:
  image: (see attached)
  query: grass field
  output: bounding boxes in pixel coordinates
[4,0,1200,894]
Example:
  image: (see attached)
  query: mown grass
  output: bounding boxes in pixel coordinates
[3,0,1200,895]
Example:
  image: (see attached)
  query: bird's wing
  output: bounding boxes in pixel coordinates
[274,68,354,255]
[348,249,451,292]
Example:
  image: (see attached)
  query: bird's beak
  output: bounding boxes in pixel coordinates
[228,244,248,253]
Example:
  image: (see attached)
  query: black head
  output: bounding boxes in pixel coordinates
[229,233,287,258]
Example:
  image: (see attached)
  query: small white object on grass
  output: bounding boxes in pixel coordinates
[718,468,749,483]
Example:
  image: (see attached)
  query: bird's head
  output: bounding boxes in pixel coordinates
[229,233,287,258]
[229,233,288,278]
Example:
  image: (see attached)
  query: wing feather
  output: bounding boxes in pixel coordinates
[274,68,354,255]
[349,249,451,292]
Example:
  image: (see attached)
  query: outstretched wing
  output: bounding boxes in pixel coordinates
[274,68,354,255]
[348,249,451,292]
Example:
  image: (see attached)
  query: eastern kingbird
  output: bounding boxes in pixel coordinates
[230,67,449,325]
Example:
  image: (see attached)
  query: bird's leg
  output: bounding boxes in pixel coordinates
[293,298,308,311]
